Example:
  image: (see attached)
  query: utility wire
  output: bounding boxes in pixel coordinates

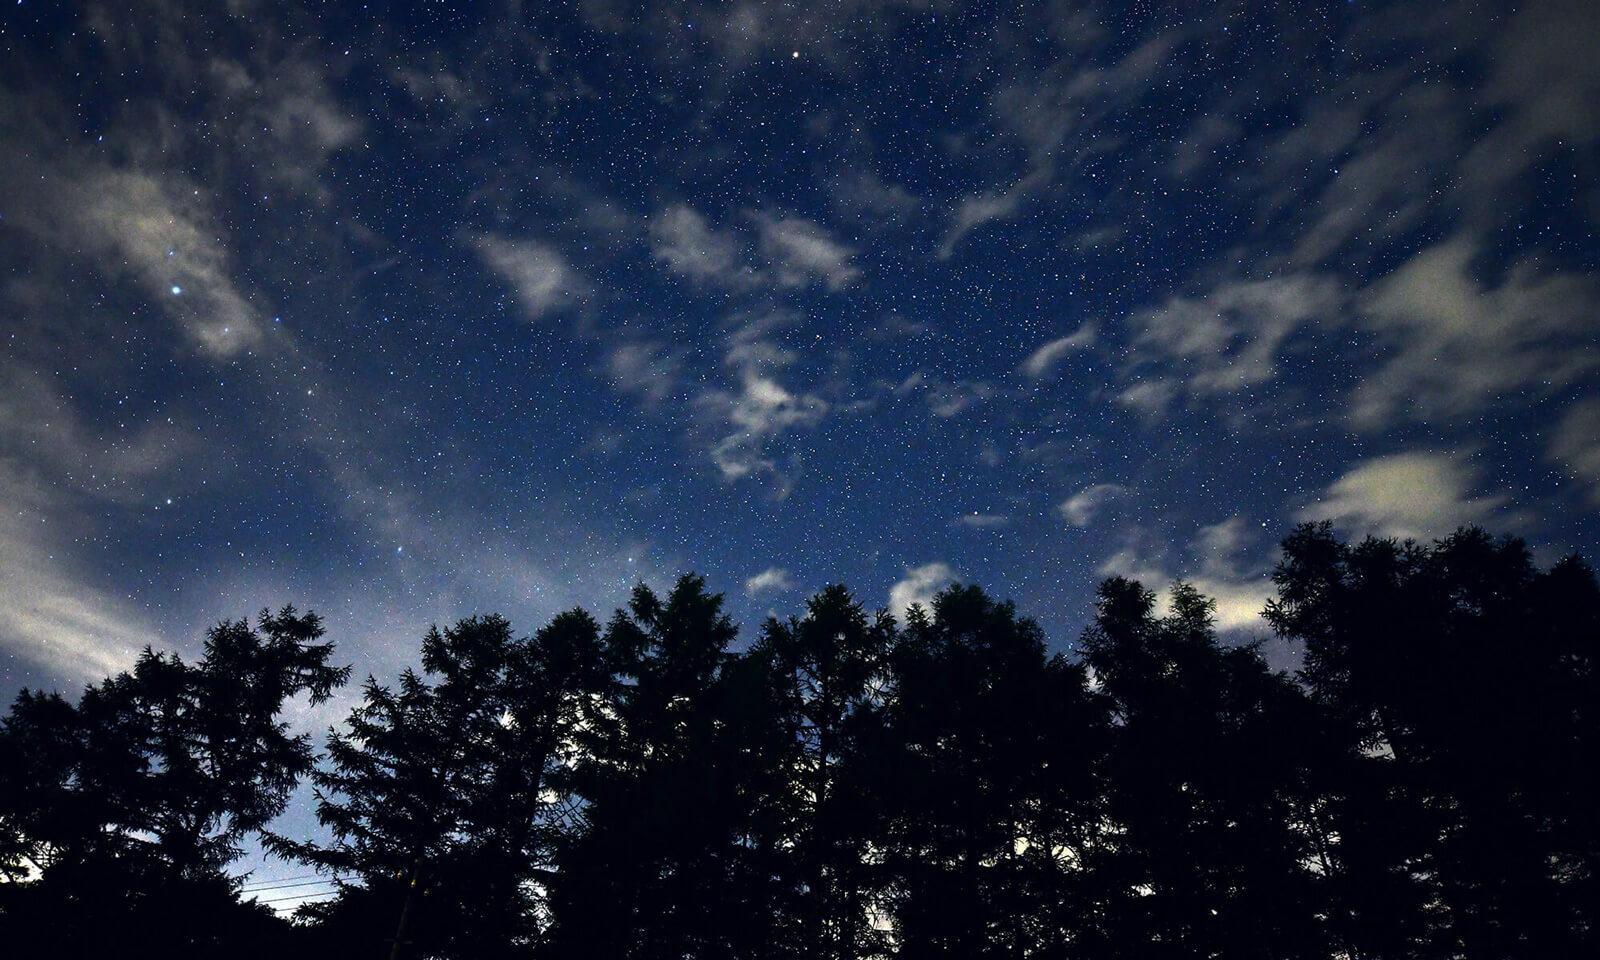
[239,872,323,889]
[257,890,340,906]
[243,877,339,894]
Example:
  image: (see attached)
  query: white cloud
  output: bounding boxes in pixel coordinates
[892,370,994,418]
[1170,114,1242,178]
[1549,399,1600,505]
[476,236,584,319]
[1020,322,1097,378]
[938,165,1056,260]
[0,461,151,685]
[940,190,1024,259]
[744,567,796,596]
[1186,577,1274,633]
[1302,451,1507,542]
[0,552,149,685]
[0,367,189,505]
[1115,379,1177,415]
[1072,224,1125,250]
[1124,274,1344,406]
[1287,83,1458,266]
[648,205,748,286]
[728,370,826,435]
[946,31,1176,259]
[253,60,363,198]
[68,171,270,357]
[604,341,685,406]
[705,367,828,483]
[888,563,958,621]
[1351,237,1600,429]
[1463,0,1600,192]
[828,168,920,224]
[647,207,859,292]
[1058,483,1127,528]
[1095,519,1272,634]
[1194,517,1252,574]
[926,379,993,418]
[755,213,861,290]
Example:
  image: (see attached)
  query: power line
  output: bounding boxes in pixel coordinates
[242,877,339,894]
[239,872,323,889]
[257,890,340,906]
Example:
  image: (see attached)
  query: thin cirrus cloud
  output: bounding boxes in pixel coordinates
[647,206,860,292]
[754,213,862,291]
[604,341,687,407]
[1119,274,1344,411]
[1350,235,1600,430]
[1548,399,1600,506]
[4,164,274,359]
[648,205,751,287]
[940,31,1179,260]
[955,513,1012,529]
[1020,322,1098,379]
[0,379,182,685]
[1059,483,1128,529]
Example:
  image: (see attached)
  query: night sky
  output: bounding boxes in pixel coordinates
[3,0,1599,892]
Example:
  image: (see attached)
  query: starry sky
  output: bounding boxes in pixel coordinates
[3,0,1599,744]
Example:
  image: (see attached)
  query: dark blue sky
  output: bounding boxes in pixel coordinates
[2,0,1597,818]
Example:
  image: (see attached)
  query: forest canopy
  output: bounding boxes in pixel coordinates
[1,523,1595,959]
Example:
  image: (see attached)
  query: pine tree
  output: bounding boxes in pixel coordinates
[285,612,604,959]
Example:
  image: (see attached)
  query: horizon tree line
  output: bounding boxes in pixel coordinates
[1,522,1595,959]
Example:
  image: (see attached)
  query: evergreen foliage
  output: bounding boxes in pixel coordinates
[1,526,1594,959]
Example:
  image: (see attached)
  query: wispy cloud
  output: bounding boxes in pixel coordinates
[938,173,1044,260]
[1020,322,1097,379]
[1549,399,1600,506]
[604,341,687,406]
[1462,0,1600,194]
[0,376,181,684]
[476,236,587,319]
[892,370,994,419]
[943,30,1178,259]
[1121,274,1344,412]
[706,368,829,482]
[1352,236,1599,429]
[16,169,276,358]
[888,562,957,620]
[744,567,796,595]
[755,213,861,290]
[649,205,751,287]
[646,206,859,292]
[1059,483,1128,529]
[1302,451,1507,541]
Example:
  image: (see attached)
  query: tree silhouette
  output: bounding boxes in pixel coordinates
[542,574,763,960]
[883,584,1104,959]
[0,606,346,957]
[1081,578,1331,959]
[751,583,898,960]
[283,611,605,959]
[3,526,1594,959]
[1269,523,1600,958]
